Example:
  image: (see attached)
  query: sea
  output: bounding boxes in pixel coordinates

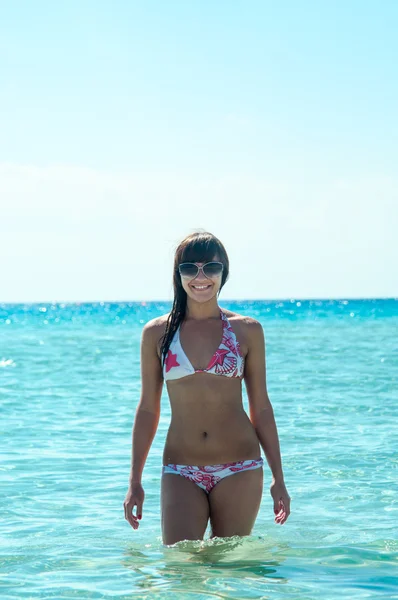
[1,298,397,599]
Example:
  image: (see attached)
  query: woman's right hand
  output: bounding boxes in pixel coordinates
[123,482,145,530]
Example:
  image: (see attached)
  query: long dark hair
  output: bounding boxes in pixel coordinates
[160,230,230,368]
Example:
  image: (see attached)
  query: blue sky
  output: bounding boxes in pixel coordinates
[1,0,397,302]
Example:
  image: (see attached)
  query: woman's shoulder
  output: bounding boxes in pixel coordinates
[222,308,264,347]
[222,307,262,329]
[143,313,174,359]
[142,312,171,337]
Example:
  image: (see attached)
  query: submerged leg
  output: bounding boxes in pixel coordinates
[208,466,263,538]
[161,471,210,545]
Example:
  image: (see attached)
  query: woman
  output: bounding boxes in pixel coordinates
[124,231,291,545]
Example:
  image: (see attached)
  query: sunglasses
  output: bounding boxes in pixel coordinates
[178,261,224,280]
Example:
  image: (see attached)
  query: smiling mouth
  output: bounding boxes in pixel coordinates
[191,284,212,290]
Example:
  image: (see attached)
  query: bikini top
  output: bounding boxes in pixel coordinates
[163,308,245,381]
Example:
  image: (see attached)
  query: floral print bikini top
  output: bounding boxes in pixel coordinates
[163,308,245,381]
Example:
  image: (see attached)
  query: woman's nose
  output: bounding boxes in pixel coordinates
[192,266,209,282]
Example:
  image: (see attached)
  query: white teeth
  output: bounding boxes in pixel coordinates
[192,285,210,289]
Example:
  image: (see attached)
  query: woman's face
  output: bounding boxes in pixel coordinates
[179,256,223,303]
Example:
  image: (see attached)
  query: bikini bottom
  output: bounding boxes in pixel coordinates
[162,457,263,494]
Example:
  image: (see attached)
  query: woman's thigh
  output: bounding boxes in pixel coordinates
[208,467,263,538]
[161,472,210,545]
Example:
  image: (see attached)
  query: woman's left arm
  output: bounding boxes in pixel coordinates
[243,319,291,524]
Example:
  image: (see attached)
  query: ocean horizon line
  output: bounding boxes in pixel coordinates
[1,296,397,307]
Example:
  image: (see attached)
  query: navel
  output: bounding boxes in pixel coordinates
[202,431,208,438]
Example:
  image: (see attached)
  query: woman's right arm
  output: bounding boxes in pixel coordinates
[124,320,164,529]
[130,319,164,485]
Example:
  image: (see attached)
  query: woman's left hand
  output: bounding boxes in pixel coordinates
[270,479,291,525]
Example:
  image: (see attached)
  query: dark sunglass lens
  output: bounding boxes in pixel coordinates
[179,263,198,278]
[203,262,223,277]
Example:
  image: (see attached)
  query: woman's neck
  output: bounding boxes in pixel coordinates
[185,300,220,321]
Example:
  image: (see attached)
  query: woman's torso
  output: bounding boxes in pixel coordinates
[155,307,261,465]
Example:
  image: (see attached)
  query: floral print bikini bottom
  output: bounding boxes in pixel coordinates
[162,457,264,494]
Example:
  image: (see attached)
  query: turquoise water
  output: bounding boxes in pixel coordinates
[1,299,397,599]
